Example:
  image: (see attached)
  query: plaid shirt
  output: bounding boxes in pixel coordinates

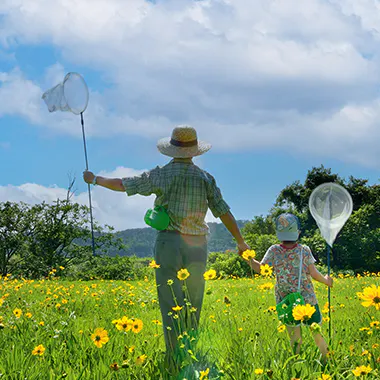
[122,159,230,235]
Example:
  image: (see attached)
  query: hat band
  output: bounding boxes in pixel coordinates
[170,138,198,147]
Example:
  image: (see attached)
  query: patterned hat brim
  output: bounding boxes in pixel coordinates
[157,137,212,158]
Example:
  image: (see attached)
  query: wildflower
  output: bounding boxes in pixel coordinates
[242,249,256,260]
[131,319,143,334]
[254,368,264,375]
[167,279,174,286]
[224,296,231,306]
[59,266,65,270]
[203,269,217,280]
[277,325,286,333]
[200,368,210,380]
[110,362,119,371]
[259,282,274,291]
[260,264,273,277]
[310,322,322,333]
[149,260,160,269]
[352,365,372,376]
[39,321,45,326]
[370,321,379,328]
[319,376,331,380]
[25,312,32,318]
[152,319,162,325]
[136,354,147,365]
[359,327,370,332]
[172,305,183,312]
[0,299,4,306]
[357,285,380,310]
[267,306,276,313]
[91,328,109,348]
[32,344,45,356]
[177,269,190,281]
[116,316,132,332]
[13,308,22,318]
[292,304,316,322]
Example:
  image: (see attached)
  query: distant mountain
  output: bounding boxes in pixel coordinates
[108,220,248,257]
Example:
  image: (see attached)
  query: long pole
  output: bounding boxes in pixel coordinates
[81,112,96,256]
[327,244,331,341]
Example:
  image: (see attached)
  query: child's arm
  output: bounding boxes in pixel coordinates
[308,264,333,287]
[83,171,125,192]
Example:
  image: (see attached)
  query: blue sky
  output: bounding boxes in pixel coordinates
[1,0,379,230]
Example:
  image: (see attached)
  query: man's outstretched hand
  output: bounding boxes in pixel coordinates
[237,241,250,256]
[83,170,95,184]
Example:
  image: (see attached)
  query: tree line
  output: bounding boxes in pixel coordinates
[0,166,378,278]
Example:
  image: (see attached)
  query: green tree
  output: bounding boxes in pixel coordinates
[0,200,125,278]
[0,202,32,276]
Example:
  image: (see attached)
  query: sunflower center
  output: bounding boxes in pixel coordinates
[95,335,101,341]
[373,297,380,304]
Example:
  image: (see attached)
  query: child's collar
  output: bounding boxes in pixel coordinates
[280,243,298,250]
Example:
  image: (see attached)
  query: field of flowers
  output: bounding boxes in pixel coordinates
[0,269,379,380]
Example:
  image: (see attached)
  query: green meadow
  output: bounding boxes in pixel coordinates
[0,273,379,380]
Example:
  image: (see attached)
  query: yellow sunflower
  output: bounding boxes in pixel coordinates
[149,260,160,269]
[131,319,143,334]
[203,269,217,280]
[136,354,147,365]
[177,269,190,281]
[357,285,380,310]
[200,368,210,380]
[352,365,372,377]
[242,250,256,261]
[116,316,132,332]
[91,327,109,348]
[32,344,46,356]
[292,304,316,322]
[13,308,22,318]
[260,264,273,277]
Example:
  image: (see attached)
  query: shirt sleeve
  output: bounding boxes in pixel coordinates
[261,246,275,266]
[205,173,230,218]
[122,167,159,197]
[303,245,316,267]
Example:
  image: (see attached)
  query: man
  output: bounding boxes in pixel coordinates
[83,125,249,354]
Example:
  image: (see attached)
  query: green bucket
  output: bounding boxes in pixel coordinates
[144,206,170,231]
[276,292,305,324]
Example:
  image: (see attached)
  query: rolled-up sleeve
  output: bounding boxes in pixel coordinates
[205,173,230,218]
[261,246,275,266]
[122,168,159,196]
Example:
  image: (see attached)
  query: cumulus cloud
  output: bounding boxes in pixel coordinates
[0,0,380,168]
[0,165,218,230]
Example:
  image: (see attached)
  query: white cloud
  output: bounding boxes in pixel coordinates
[1,0,380,168]
[0,165,219,231]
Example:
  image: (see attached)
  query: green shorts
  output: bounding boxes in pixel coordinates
[286,304,322,327]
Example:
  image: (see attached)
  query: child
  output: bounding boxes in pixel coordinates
[247,213,333,362]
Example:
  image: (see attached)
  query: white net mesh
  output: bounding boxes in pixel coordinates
[42,73,89,115]
[309,183,353,247]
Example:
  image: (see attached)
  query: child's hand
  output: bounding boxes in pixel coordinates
[325,275,333,288]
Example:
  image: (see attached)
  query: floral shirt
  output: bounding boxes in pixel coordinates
[261,243,317,305]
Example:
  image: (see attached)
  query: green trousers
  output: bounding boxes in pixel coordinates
[154,231,208,352]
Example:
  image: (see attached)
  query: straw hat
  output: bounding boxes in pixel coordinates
[157,125,211,158]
